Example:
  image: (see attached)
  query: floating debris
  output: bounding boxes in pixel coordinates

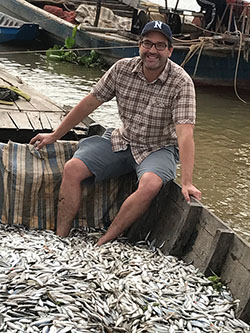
[0,223,249,333]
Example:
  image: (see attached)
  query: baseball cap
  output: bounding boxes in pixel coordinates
[141,21,173,43]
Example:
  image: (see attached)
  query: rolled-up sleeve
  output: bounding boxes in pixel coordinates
[172,76,196,125]
[91,62,119,103]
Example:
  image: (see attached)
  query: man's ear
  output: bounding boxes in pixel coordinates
[168,47,174,57]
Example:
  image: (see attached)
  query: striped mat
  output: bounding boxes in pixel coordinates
[0,141,136,230]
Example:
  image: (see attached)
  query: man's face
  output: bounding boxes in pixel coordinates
[139,31,173,71]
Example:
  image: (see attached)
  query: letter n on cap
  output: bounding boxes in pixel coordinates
[154,21,163,29]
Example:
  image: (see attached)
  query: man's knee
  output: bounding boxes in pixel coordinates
[63,158,93,182]
[138,172,163,198]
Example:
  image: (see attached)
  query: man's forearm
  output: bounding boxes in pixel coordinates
[179,136,195,186]
[176,124,195,186]
[53,93,102,140]
[176,124,201,201]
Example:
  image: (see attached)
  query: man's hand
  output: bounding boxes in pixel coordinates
[182,184,201,202]
[29,133,57,150]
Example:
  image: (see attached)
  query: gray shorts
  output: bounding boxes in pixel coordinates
[73,128,179,186]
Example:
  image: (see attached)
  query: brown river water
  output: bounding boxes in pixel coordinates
[0,45,249,243]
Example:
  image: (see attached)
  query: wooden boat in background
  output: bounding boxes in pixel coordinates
[0,67,98,143]
[0,69,250,325]
[0,0,250,89]
[0,11,39,43]
[165,0,250,89]
[0,0,140,65]
[171,40,250,89]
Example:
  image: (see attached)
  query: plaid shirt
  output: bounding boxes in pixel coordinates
[91,57,196,164]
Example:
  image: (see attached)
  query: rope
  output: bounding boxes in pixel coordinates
[233,31,247,104]
[180,39,207,68]
[173,37,201,44]
[0,45,138,55]
[193,40,205,77]
[178,31,247,104]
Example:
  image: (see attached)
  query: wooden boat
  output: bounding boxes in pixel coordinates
[0,11,39,43]
[164,0,250,89]
[171,43,250,89]
[0,0,140,65]
[0,68,250,325]
[0,0,250,90]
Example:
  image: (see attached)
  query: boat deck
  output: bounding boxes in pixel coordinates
[0,69,96,143]
[0,12,25,27]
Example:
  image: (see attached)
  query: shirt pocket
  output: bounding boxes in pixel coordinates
[144,97,173,125]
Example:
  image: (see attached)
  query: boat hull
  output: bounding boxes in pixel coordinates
[0,24,39,43]
[0,0,139,65]
[0,11,39,43]
[171,46,250,90]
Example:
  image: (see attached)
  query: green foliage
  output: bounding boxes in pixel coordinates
[64,26,77,49]
[207,274,224,292]
[46,44,78,63]
[64,36,75,49]
[78,49,104,68]
[46,25,105,68]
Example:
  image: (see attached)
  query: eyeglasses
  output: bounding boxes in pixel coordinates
[140,40,168,51]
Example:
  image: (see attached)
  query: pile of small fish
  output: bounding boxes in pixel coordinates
[0,223,249,333]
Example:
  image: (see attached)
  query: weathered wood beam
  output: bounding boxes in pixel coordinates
[241,298,250,324]
[94,0,102,27]
[203,229,234,277]
[169,202,203,257]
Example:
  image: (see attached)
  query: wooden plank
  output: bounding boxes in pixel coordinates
[77,121,89,131]
[241,299,250,324]
[73,129,88,137]
[227,232,250,271]
[0,103,19,111]
[0,111,16,129]
[40,113,52,130]
[203,229,234,276]
[45,112,64,131]
[27,94,63,112]
[169,202,203,257]
[221,236,250,322]
[8,112,33,130]
[183,208,230,271]
[0,71,63,112]
[0,71,24,87]
[0,78,6,85]
[87,123,105,136]
[222,252,250,323]
[183,222,216,271]
[14,97,37,111]
[26,112,43,130]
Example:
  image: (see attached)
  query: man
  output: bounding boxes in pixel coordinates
[30,21,201,246]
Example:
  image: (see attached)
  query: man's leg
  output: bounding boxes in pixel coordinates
[56,158,93,237]
[97,146,178,246]
[96,172,162,246]
[56,129,135,237]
